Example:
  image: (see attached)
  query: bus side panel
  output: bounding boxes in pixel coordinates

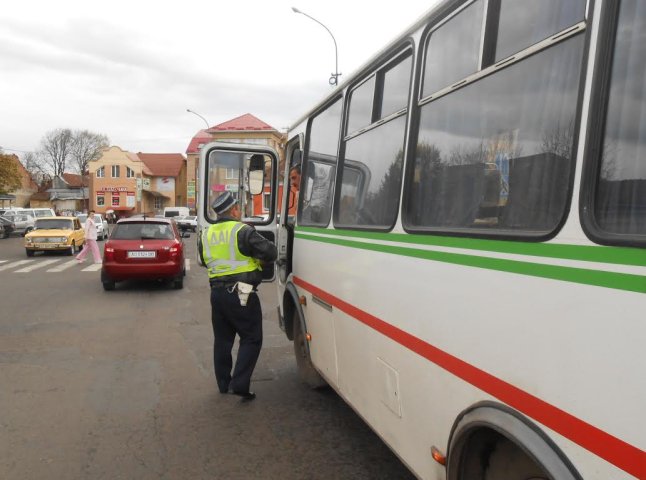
[293,232,642,480]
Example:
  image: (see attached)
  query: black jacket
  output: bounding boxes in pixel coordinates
[198,217,277,286]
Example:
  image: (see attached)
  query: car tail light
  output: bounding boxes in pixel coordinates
[104,246,114,261]
[169,240,181,256]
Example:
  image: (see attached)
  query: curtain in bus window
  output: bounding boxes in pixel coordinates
[299,99,342,227]
[337,115,406,228]
[409,34,584,233]
[595,1,646,235]
[422,0,483,98]
[496,0,586,62]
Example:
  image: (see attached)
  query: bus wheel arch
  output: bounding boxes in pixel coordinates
[284,282,327,389]
[446,402,582,480]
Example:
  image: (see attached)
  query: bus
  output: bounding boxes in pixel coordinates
[197,1,646,478]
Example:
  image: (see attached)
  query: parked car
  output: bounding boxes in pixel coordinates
[0,222,5,239]
[24,216,85,256]
[1,213,35,235]
[0,216,16,238]
[175,215,198,232]
[77,213,109,240]
[101,216,186,291]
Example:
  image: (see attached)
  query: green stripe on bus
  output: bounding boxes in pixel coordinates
[295,232,646,294]
[296,227,646,267]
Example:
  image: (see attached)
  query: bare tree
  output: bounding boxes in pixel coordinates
[22,151,51,189]
[69,130,110,175]
[39,128,74,176]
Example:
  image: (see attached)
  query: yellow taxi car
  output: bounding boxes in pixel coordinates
[24,216,85,257]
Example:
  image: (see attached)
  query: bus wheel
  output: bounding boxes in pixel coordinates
[293,311,327,389]
[452,429,549,480]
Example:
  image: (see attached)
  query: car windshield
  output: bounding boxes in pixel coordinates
[34,210,53,217]
[35,219,74,230]
[111,222,174,240]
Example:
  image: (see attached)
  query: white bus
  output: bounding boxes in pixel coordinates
[198,1,645,478]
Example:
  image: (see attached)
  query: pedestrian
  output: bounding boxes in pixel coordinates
[198,191,277,401]
[76,210,102,264]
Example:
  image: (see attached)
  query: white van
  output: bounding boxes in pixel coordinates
[163,207,189,218]
[13,207,56,218]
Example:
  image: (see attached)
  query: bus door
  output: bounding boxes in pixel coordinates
[198,142,279,282]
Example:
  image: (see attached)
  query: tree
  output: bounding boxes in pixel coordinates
[69,130,110,175]
[0,153,22,194]
[22,151,51,189]
[40,128,74,176]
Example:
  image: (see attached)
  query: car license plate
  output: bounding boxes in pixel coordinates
[127,251,156,258]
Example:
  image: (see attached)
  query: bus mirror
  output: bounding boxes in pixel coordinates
[249,170,264,195]
[249,154,265,171]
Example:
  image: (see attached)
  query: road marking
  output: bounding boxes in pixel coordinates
[0,260,7,264]
[81,263,103,272]
[47,260,79,272]
[15,259,61,272]
[185,259,191,271]
[0,260,33,272]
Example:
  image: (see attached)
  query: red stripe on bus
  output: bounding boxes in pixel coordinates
[294,276,645,479]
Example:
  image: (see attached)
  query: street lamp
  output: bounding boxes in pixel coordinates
[292,7,341,86]
[186,109,210,130]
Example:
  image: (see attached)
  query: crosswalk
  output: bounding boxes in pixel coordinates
[0,259,192,274]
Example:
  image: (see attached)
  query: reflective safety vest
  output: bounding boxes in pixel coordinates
[201,221,261,279]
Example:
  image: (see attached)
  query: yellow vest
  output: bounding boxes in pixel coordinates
[202,221,261,279]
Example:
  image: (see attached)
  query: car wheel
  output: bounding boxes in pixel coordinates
[67,241,76,255]
[102,280,116,291]
[26,249,35,257]
[173,275,184,289]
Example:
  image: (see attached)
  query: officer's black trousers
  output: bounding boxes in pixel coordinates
[210,286,263,394]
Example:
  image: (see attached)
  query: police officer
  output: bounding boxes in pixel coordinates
[198,191,277,401]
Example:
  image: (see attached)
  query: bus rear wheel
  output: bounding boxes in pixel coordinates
[452,429,549,480]
[293,310,327,389]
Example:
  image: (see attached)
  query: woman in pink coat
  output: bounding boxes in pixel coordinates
[76,210,102,264]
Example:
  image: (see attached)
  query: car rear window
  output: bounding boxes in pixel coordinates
[111,223,174,240]
[35,219,73,230]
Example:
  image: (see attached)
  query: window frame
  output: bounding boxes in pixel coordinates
[96,166,105,178]
[333,44,414,232]
[401,1,589,241]
[579,0,646,248]
[111,165,120,178]
[297,94,344,228]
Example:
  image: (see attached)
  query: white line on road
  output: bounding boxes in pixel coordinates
[0,260,33,272]
[185,259,191,271]
[15,259,61,272]
[47,260,79,272]
[81,263,103,272]
[0,260,8,264]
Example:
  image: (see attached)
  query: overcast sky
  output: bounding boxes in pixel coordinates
[0,0,440,159]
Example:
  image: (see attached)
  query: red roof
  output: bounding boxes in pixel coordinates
[62,173,86,187]
[207,113,276,133]
[137,153,185,177]
[185,129,213,154]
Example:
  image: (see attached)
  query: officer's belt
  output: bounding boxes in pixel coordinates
[209,280,239,289]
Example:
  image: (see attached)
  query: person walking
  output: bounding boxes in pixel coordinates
[76,210,102,264]
[198,192,277,401]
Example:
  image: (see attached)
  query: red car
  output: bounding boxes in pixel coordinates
[101,216,186,290]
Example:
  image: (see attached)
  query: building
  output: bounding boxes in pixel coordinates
[0,154,38,208]
[88,146,186,218]
[45,173,88,213]
[185,113,286,213]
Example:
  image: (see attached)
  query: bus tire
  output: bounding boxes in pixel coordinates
[293,310,327,389]
[447,403,580,480]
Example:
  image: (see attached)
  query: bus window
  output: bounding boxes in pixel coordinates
[206,150,274,224]
[299,98,342,227]
[593,1,646,238]
[495,0,586,62]
[422,0,484,98]
[409,32,584,235]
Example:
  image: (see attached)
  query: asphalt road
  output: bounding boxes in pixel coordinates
[0,232,415,480]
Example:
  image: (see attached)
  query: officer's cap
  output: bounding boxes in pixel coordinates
[211,191,238,215]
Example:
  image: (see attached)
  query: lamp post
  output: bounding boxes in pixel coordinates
[292,7,341,86]
[186,109,210,130]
